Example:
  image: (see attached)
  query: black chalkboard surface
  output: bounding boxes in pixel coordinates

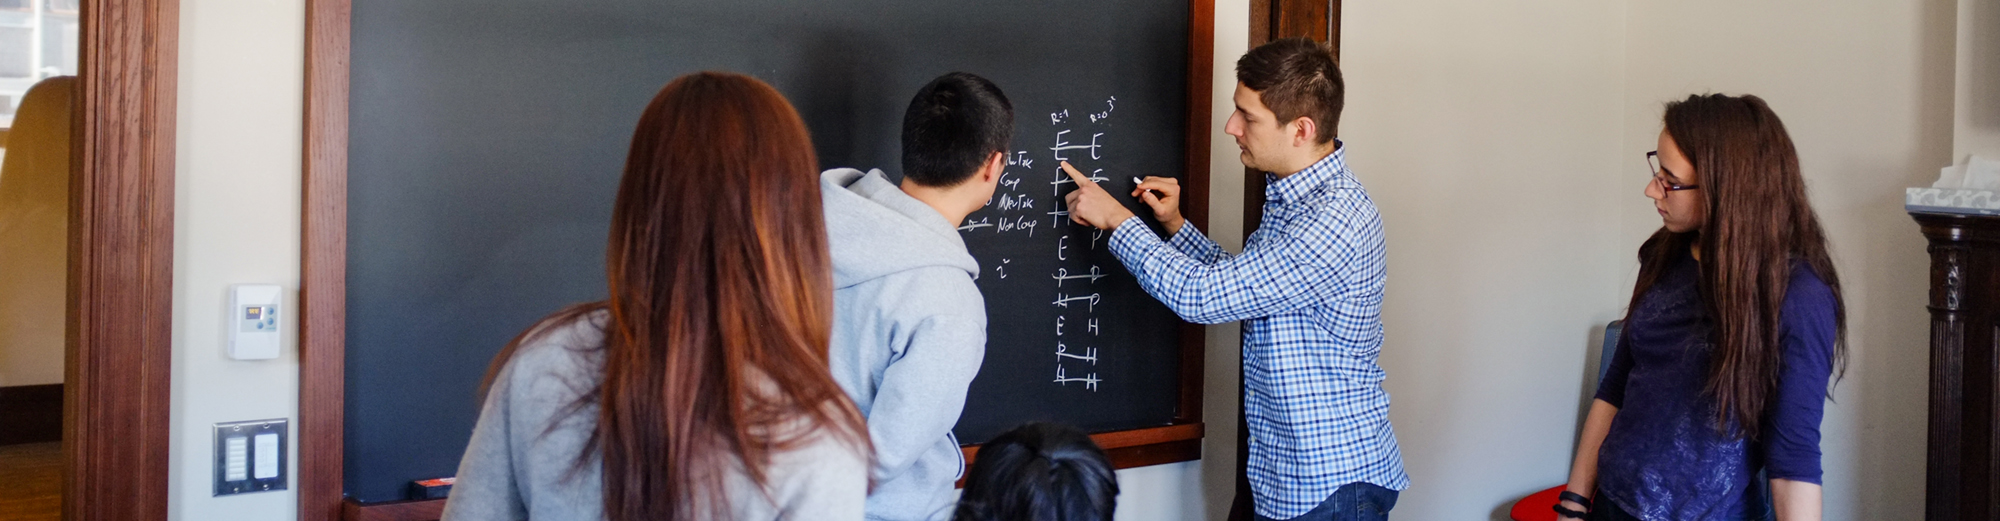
[345,0,1201,504]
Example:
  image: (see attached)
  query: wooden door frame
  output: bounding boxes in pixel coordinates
[1241,0,1339,237]
[66,1,179,520]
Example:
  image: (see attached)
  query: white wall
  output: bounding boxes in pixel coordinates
[1340,1,1630,519]
[1619,1,1949,519]
[169,0,306,519]
[1955,0,2000,159]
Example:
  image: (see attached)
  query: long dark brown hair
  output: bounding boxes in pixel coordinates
[1628,93,1846,440]
[480,71,867,520]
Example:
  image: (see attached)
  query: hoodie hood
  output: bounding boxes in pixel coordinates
[820,168,980,288]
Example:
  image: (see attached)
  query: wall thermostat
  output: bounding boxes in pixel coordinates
[229,284,282,360]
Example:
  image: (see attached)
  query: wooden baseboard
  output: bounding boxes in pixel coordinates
[0,384,62,446]
[959,422,1203,467]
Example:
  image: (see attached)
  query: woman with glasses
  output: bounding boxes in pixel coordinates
[1555,94,1845,521]
[441,72,871,521]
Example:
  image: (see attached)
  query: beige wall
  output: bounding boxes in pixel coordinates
[1956,0,2000,159]
[169,0,306,519]
[1341,0,1630,518]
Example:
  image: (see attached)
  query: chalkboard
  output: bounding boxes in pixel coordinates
[344,0,1204,504]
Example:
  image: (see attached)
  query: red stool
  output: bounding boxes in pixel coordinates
[1508,485,1565,521]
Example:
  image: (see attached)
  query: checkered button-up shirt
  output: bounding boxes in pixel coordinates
[1107,143,1409,518]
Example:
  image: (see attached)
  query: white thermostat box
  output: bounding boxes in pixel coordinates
[229,284,283,360]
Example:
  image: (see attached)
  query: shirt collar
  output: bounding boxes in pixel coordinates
[1264,140,1347,205]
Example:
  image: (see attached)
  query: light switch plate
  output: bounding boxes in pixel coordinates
[213,418,288,496]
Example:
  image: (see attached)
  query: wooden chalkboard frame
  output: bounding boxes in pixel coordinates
[298,1,1214,518]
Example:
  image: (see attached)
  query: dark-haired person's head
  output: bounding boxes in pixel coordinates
[1228,37,1343,175]
[901,72,1013,192]
[953,422,1117,521]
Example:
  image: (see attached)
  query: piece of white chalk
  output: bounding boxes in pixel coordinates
[1133,176,1166,199]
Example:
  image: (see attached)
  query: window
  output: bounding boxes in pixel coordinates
[0,0,80,129]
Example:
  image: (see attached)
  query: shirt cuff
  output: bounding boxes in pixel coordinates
[1108,216,1158,256]
[1764,468,1824,485]
[1167,222,1209,252]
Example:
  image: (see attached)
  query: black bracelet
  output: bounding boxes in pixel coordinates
[1544,490,1592,516]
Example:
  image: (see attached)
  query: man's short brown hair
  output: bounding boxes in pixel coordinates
[1236,38,1343,144]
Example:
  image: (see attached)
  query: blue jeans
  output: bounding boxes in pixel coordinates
[1252,482,1399,521]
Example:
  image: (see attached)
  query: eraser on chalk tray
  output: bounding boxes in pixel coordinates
[409,476,456,500]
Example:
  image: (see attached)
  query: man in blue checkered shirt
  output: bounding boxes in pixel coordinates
[1063,38,1408,521]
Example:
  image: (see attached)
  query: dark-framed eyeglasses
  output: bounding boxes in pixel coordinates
[1645,151,1699,192]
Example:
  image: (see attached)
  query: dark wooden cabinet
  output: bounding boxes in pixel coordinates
[1914,212,2000,521]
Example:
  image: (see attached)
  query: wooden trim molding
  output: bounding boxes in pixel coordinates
[305,2,1214,519]
[68,0,179,519]
[961,423,1205,465]
[1178,0,1217,433]
[302,1,352,520]
[1242,0,1340,239]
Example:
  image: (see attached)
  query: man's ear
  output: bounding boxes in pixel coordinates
[982,151,1006,181]
[1291,117,1318,148]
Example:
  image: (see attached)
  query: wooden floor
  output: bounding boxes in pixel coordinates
[0,442,60,521]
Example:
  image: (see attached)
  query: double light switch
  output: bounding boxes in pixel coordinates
[213,418,288,496]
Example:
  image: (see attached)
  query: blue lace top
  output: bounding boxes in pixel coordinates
[1593,249,1837,521]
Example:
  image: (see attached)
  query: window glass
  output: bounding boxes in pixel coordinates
[0,0,80,130]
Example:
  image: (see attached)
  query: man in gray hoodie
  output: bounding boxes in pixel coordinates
[820,72,1016,516]
[820,72,1011,521]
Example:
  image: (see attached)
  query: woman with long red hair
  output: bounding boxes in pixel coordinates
[442,71,870,521]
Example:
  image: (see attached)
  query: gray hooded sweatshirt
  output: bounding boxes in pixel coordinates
[821,168,987,521]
